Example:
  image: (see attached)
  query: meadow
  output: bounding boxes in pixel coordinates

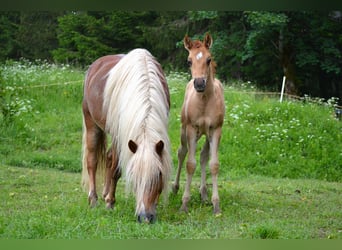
[0,59,341,239]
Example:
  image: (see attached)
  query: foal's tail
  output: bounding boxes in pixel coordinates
[81,116,107,192]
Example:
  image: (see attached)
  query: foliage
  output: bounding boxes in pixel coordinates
[52,12,115,65]
[52,11,158,66]
[0,11,341,100]
[0,13,18,60]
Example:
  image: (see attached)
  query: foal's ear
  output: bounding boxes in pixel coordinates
[184,35,193,51]
[128,140,138,154]
[155,140,164,157]
[203,33,213,49]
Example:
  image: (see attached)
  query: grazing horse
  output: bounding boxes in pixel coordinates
[172,33,225,215]
[81,48,172,223]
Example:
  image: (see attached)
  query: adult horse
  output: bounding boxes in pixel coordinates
[172,33,225,215]
[81,48,172,223]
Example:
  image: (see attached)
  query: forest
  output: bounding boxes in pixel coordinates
[0,11,341,103]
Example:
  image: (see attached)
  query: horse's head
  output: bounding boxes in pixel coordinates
[184,33,215,92]
[128,139,166,224]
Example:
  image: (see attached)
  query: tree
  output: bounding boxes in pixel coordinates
[16,11,60,60]
[0,12,19,61]
[242,11,290,91]
[52,11,159,66]
[52,12,115,65]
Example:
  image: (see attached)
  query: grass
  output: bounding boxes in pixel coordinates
[1,165,341,239]
[0,59,341,239]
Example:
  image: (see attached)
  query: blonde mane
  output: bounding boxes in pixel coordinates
[102,49,172,213]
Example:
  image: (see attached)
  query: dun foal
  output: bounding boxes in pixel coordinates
[172,33,225,215]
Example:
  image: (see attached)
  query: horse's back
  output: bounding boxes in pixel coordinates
[85,55,125,90]
[83,54,125,129]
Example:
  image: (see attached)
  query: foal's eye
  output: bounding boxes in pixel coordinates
[187,59,192,67]
[206,57,212,65]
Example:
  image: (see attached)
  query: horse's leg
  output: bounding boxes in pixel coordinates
[85,122,102,207]
[110,163,121,207]
[172,125,188,194]
[209,127,222,215]
[102,146,114,204]
[199,138,210,203]
[104,147,120,209]
[180,126,197,213]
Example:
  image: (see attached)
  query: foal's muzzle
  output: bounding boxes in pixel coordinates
[194,78,206,92]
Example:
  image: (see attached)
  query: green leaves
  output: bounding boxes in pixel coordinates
[244,11,288,29]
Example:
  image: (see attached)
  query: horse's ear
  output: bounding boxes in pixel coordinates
[184,35,193,51]
[204,33,213,49]
[155,140,164,157]
[128,140,138,154]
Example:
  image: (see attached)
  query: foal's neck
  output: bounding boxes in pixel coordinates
[202,68,215,98]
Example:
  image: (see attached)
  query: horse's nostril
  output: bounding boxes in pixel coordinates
[137,213,156,224]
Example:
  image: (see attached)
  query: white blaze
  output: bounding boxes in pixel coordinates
[196,52,203,60]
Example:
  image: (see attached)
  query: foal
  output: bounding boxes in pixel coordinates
[172,33,225,215]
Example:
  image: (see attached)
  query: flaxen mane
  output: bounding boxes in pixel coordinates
[102,49,172,212]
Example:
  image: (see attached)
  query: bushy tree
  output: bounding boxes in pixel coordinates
[0,12,19,61]
[52,12,114,65]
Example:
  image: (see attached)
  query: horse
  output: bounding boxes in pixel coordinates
[172,33,225,215]
[81,48,172,223]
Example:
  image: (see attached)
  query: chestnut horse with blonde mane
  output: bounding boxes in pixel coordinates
[172,34,225,215]
[81,48,172,223]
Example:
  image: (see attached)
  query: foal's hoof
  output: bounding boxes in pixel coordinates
[213,204,221,216]
[172,183,179,194]
[200,187,208,203]
[179,204,189,214]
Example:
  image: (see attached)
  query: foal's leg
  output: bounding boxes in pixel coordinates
[209,127,222,215]
[172,125,188,194]
[199,138,210,202]
[180,126,197,213]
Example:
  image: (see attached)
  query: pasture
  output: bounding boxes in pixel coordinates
[0,59,341,239]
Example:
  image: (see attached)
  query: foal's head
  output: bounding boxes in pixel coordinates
[184,33,216,92]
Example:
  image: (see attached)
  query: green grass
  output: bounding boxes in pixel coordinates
[1,165,341,239]
[0,59,341,239]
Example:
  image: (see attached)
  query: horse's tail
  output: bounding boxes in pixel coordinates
[81,116,107,192]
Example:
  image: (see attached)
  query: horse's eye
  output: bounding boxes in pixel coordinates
[206,57,211,65]
[187,59,192,67]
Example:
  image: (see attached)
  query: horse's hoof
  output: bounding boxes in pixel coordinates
[105,200,115,209]
[89,198,98,208]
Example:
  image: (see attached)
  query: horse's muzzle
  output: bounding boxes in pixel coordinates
[137,212,156,224]
[194,78,206,92]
